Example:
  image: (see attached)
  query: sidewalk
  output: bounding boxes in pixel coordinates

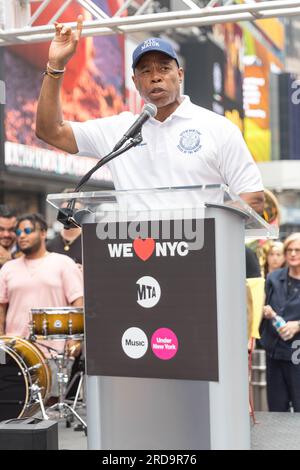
[56,411,300,450]
[251,411,300,450]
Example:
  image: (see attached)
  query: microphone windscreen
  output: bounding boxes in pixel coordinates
[144,103,157,118]
[57,207,78,229]
[73,209,95,225]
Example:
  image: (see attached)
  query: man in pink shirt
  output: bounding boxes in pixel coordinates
[0,213,83,358]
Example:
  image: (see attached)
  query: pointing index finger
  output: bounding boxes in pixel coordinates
[76,14,83,40]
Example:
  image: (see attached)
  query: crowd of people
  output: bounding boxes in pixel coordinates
[245,236,300,413]
[260,235,300,412]
[1,18,299,419]
[0,204,83,400]
[1,198,299,414]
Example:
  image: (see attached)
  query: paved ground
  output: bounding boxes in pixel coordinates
[58,419,88,450]
[55,410,300,450]
[2,407,299,450]
[46,405,88,450]
[251,412,300,450]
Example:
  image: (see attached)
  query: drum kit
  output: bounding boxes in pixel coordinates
[0,307,86,431]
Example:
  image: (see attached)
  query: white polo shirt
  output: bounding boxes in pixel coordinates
[69,96,263,195]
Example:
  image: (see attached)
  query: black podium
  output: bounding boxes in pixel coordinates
[47,184,277,450]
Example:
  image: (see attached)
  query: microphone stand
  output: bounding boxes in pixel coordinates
[57,133,143,228]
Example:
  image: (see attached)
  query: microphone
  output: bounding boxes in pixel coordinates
[57,206,79,229]
[57,108,155,229]
[113,103,157,152]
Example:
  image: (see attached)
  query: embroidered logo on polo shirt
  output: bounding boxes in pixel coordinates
[177,129,202,154]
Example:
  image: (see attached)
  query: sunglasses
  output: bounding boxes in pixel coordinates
[15,227,35,236]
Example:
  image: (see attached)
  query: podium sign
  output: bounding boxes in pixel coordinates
[47,185,278,449]
[83,218,218,381]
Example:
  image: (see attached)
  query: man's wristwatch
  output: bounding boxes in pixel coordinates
[297,320,300,331]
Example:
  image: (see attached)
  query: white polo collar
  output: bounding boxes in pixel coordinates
[149,95,192,126]
[171,95,192,119]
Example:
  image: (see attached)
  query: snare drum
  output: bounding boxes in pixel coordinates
[0,336,51,421]
[31,307,84,339]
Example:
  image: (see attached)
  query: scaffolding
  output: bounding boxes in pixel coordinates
[0,0,300,45]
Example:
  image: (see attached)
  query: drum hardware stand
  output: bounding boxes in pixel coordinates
[30,383,49,420]
[46,354,87,431]
[63,369,86,433]
[64,369,85,411]
[29,337,86,429]
[27,362,49,420]
[28,326,86,431]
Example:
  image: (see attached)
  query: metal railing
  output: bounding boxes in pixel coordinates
[0,0,300,45]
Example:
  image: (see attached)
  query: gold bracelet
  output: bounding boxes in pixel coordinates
[43,70,63,79]
[47,62,66,74]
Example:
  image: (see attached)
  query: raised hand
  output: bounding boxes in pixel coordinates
[48,14,83,70]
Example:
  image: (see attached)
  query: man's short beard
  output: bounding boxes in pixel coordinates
[21,240,42,256]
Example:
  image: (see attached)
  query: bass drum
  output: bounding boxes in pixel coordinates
[0,336,51,421]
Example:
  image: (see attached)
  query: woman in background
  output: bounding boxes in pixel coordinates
[261,233,300,412]
[264,241,285,277]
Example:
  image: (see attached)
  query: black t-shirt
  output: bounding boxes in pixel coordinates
[245,246,261,278]
[47,233,82,264]
[287,274,300,299]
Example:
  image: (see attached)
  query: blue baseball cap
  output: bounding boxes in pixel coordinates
[132,37,179,69]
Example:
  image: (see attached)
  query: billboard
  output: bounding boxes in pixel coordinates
[242,17,284,162]
[278,73,300,160]
[3,0,126,184]
[214,23,244,131]
[181,38,225,114]
[181,32,244,131]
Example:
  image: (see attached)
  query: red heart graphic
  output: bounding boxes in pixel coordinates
[133,238,155,261]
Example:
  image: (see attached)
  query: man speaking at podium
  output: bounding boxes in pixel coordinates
[36,16,264,214]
